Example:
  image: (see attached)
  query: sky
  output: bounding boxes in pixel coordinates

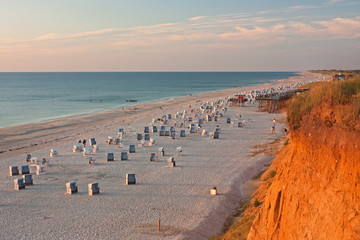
[0,0,359,71]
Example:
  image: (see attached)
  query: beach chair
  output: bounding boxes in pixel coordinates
[88,183,100,195]
[213,131,219,139]
[144,126,149,133]
[214,116,218,122]
[199,119,203,124]
[144,133,150,141]
[165,130,170,136]
[160,126,166,131]
[9,166,19,176]
[227,117,231,123]
[83,147,91,156]
[150,153,158,162]
[138,140,145,148]
[177,147,182,156]
[190,126,196,134]
[137,133,143,141]
[23,174,33,186]
[159,130,165,136]
[238,122,243,128]
[117,131,124,139]
[126,174,136,185]
[168,157,176,167]
[158,147,165,156]
[180,130,186,137]
[21,165,30,174]
[14,178,25,190]
[210,187,217,196]
[168,114,172,119]
[206,115,212,121]
[107,153,114,162]
[215,127,221,134]
[26,154,32,162]
[151,126,157,133]
[66,181,78,195]
[30,157,38,164]
[209,132,214,139]
[36,164,45,175]
[92,145,99,153]
[50,148,58,157]
[121,151,128,161]
[89,138,96,146]
[188,117,193,122]
[73,143,83,152]
[129,145,136,153]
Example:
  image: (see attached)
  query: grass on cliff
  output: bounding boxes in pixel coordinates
[287,74,360,130]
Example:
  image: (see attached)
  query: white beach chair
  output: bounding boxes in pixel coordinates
[210,187,217,196]
[158,147,165,156]
[202,129,208,136]
[92,145,99,153]
[176,147,182,156]
[83,147,91,156]
[50,148,58,157]
[36,164,45,175]
[138,140,145,148]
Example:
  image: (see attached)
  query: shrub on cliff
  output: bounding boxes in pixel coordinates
[287,74,360,130]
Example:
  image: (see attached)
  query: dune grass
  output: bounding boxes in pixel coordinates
[287,73,360,130]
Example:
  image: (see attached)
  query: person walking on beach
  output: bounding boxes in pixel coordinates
[83,139,86,146]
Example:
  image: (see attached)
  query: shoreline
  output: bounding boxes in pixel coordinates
[0,72,298,130]
[0,72,307,160]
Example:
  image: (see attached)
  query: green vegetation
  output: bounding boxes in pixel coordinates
[268,170,277,178]
[287,73,360,130]
[253,199,261,207]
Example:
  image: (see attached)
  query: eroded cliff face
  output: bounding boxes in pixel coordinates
[248,116,360,240]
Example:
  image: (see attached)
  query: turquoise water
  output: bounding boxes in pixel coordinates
[0,72,297,128]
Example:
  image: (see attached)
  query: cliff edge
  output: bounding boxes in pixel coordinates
[248,74,360,239]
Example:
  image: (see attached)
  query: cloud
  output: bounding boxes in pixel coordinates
[220,24,287,41]
[1,8,360,57]
[189,16,207,21]
[285,5,319,11]
[314,17,360,38]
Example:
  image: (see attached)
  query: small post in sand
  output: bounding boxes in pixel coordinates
[153,208,161,232]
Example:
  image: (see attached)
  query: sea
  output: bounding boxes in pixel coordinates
[0,72,297,128]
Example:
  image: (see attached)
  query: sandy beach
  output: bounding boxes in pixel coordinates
[0,72,322,239]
